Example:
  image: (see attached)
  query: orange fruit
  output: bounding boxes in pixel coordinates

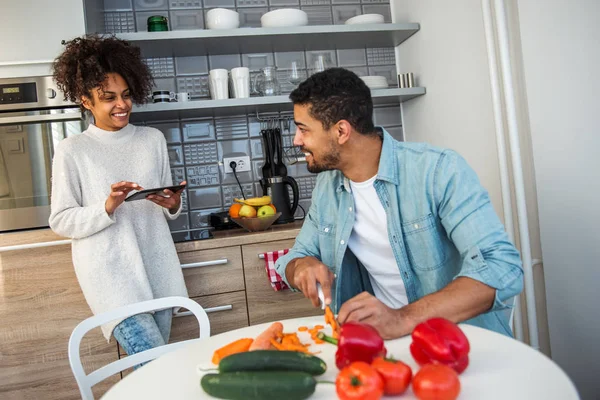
[228,203,242,218]
[268,204,277,213]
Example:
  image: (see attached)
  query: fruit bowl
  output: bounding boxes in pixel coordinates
[231,212,282,232]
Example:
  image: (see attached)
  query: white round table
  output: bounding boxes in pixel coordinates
[101,316,578,399]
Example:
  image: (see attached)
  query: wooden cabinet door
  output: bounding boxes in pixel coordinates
[170,291,249,342]
[241,240,322,325]
[0,243,120,400]
[178,246,245,297]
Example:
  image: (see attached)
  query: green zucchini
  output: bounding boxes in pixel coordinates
[218,350,327,376]
[200,371,316,400]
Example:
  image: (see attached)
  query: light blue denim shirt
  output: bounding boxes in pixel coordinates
[275,128,523,336]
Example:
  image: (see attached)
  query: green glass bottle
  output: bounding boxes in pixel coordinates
[147,16,168,32]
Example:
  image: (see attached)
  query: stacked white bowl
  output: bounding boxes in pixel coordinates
[360,75,388,89]
[345,14,385,25]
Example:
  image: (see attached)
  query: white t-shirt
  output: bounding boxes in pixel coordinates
[347,175,408,308]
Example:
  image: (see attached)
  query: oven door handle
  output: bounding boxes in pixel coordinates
[0,111,82,126]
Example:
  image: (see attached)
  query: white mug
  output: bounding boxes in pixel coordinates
[209,69,229,100]
[230,67,250,99]
[176,92,190,102]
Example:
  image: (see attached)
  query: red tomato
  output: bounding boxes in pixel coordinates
[412,364,461,400]
[336,361,384,400]
[371,357,412,395]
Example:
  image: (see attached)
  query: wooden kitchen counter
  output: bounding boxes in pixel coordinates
[175,221,303,252]
[0,221,304,250]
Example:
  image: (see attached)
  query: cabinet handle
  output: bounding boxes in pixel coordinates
[257,252,285,259]
[0,239,72,253]
[180,258,228,269]
[174,304,233,318]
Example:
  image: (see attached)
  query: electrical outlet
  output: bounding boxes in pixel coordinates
[223,156,251,173]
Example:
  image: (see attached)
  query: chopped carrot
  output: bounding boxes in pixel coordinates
[281,343,312,353]
[270,338,286,351]
[281,333,303,346]
[211,338,253,364]
[270,331,314,354]
[298,326,308,331]
[249,322,284,351]
[325,306,339,339]
[305,325,326,344]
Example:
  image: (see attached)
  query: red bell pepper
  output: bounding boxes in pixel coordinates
[318,322,387,370]
[409,317,470,374]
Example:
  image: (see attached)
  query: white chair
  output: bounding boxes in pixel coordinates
[68,296,210,400]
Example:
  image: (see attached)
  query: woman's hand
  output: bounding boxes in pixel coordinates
[146,181,186,214]
[105,181,142,215]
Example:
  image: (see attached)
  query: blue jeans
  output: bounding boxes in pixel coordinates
[112,309,173,369]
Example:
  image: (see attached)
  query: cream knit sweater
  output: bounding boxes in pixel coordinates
[49,124,188,340]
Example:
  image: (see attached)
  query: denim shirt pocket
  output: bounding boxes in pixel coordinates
[317,223,335,236]
[402,214,447,271]
[317,222,336,267]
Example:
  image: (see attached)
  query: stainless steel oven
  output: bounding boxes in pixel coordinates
[0,76,85,232]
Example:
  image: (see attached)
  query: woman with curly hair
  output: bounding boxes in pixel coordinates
[49,34,188,362]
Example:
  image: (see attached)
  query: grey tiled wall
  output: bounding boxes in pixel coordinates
[143,103,403,240]
[99,0,402,239]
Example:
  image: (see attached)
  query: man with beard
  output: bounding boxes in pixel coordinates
[275,68,523,339]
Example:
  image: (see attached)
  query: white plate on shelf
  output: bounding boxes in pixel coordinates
[345,13,385,25]
[361,75,388,89]
[361,75,387,82]
[366,84,389,90]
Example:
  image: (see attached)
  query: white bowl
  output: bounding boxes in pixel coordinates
[261,9,308,28]
[345,13,385,25]
[206,8,240,29]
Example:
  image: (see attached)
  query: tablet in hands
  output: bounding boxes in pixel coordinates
[124,184,186,202]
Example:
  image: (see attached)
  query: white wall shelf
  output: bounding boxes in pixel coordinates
[117,23,420,58]
[131,87,425,121]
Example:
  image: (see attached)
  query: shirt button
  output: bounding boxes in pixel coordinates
[414,224,419,229]
[324,228,329,233]
[349,207,353,211]
[392,236,397,242]
[340,240,345,245]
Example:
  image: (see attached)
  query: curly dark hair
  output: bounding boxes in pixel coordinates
[289,68,375,135]
[52,34,153,108]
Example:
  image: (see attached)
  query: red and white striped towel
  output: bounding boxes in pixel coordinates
[262,250,290,291]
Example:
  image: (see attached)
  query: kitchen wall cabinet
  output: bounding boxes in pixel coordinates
[0,0,86,79]
[0,224,312,398]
